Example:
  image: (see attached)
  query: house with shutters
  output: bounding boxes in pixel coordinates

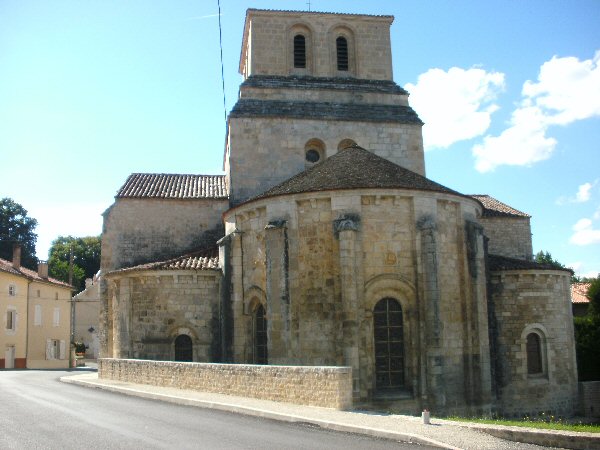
[1,245,72,369]
[99,8,578,416]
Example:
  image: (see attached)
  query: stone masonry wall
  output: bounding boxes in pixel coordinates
[228,117,424,204]
[480,216,532,260]
[102,198,228,272]
[105,270,220,362]
[99,358,353,410]
[490,270,578,416]
[243,11,393,80]
[579,381,600,417]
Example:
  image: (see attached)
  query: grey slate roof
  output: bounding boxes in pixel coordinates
[242,75,408,95]
[229,100,422,124]
[116,174,228,199]
[470,195,530,218]
[109,247,220,274]
[488,254,571,273]
[248,145,462,202]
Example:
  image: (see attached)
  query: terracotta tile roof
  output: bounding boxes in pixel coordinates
[246,145,462,203]
[488,254,572,273]
[470,195,530,218]
[571,282,591,304]
[116,174,228,199]
[246,8,394,20]
[0,258,72,288]
[230,99,422,124]
[109,247,220,275]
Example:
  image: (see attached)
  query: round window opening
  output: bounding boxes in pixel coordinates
[305,149,321,163]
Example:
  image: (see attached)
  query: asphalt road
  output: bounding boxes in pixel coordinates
[0,369,437,450]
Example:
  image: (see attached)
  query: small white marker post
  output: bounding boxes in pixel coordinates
[422,409,431,425]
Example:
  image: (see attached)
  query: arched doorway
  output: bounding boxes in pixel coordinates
[174,334,193,362]
[253,304,268,364]
[373,298,405,391]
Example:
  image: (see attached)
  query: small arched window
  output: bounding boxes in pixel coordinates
[174,334,193,362]
[336,36,349,71]
[293,35,306,68]
[526,332,543,375]
[253,304,268,364]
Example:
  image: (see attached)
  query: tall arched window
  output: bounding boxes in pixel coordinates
[293,35,306,68]
[254,304,268,364]
[174,334,193,362]
[336,36,349,71]
[374,298,404,390]
[526,332,543,375]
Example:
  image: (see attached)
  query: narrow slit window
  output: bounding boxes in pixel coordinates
[526,333,543,375]
[336,36,349,71]
[293,35,306,68]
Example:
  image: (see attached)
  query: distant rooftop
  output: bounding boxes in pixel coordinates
[116,174,228,199]
[0,258,72,288]
[571,282,591,304]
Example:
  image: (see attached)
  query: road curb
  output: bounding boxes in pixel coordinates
[60,375,456,449]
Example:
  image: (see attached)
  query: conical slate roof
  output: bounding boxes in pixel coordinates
[249,145,462,202]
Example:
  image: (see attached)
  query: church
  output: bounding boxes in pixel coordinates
[99,9,578,416]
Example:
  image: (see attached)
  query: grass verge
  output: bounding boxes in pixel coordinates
[445,415,600,433]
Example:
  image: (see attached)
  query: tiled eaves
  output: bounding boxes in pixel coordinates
[229,100,423,125]
[116,174,228,199]
[470,194,530,218]
[488,254,572,273]
[108,247,220,275]
[241,75,408,95]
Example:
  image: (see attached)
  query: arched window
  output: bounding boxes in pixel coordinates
[174,334,193,362]
[304,138,326,166]
[526,332,543,375]
[374,298,404,390]
[293,35,306,68]
[336,36,349,71]
[253,304,268,364]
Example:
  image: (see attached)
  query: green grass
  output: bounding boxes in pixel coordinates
[445,415,600,433]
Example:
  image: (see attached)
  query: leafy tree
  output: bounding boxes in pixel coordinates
[48,235,101,292]
[574,276,600,381]
[0,198,38,269]
[534,250,566,269]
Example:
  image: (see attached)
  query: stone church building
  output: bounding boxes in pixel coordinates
[100,9,578,416]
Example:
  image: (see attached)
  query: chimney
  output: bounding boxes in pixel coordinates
[12,244,21,269]
[38,261,49,279]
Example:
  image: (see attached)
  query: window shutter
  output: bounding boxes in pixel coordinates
[34,305,42,326]
[59,340,66,360]
[46,339,53,360]
[53,307,60,327]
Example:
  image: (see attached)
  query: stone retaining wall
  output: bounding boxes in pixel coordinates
[579,381,600,417]
[99,358,353,410]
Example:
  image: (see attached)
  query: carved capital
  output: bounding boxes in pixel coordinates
[333,213,360,236]
[417,215,436,232]
[265,219,287,230]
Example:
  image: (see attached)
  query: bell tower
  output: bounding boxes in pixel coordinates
[225,9,425,205]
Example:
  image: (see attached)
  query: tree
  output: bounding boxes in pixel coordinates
[48,235,101,292]
[574,276,600,381]
[0,198,38,269]
[534,250,566,269]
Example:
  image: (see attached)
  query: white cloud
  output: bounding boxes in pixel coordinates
[567,261,583,271]
[569,217,600,246]
[405,67,505,150]
[473,51,600,172]
[556,180,597,205]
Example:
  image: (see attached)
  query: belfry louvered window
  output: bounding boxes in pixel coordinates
[293,34,306,68]
[374,298,405,390]
[336,36,349,71]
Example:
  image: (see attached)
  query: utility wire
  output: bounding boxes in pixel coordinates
[217,0,227,124]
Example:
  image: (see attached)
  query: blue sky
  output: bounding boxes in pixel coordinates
[1,1,599,277]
